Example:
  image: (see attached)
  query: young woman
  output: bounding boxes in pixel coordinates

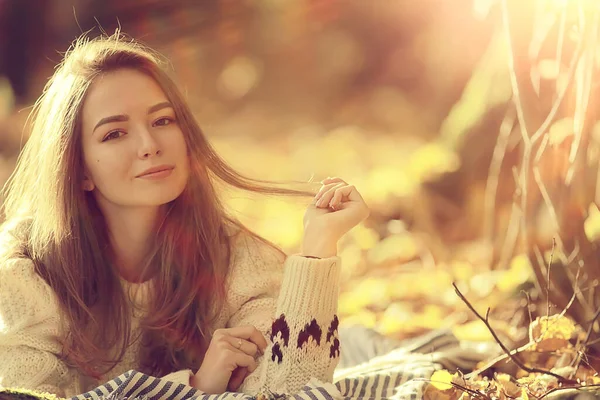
[0,33,370,398]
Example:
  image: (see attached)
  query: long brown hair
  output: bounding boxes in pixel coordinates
[0,32,316,378]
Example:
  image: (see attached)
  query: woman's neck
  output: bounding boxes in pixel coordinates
[102,205,164,283]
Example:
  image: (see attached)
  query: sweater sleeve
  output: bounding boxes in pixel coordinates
[0,257,90,397]
[225,233,342,395]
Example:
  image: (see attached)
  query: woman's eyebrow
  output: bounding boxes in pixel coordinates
[147,101,173,114]
[92,102,173,133]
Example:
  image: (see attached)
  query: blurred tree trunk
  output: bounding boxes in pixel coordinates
[426,0,600,366]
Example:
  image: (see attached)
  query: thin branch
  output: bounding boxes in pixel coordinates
[554,0,567,95]
[533,169,561,234]
[530,37,584,145]
[466,341,536,379]
[521,289,534,328]
[414,378,492,400]
[573,306,600,376]
[501,0,531,141]
[558,263,582,319]
[453,282,577,384]
[499,201,522,269]
[547,238,556,320]
[540,384,600,399]
[566,6,599,185]
[484,108,516,242]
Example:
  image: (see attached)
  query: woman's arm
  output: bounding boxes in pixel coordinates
[0,257,89,397]
[223,233,342,395]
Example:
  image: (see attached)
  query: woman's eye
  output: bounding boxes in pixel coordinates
[103,130,124,142]
[154,117,174,127]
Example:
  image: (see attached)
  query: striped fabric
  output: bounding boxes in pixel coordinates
[69,328,498,400]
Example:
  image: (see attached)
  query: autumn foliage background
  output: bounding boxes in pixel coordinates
[3,0,600,398]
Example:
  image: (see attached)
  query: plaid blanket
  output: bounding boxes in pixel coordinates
[1,327,499,400]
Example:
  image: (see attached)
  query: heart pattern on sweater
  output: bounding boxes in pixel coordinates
[269,314,340,363]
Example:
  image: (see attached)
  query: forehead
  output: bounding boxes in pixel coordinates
[81,69,168,126]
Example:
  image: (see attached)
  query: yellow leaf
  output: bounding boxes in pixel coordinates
[584,203,600,242]
[430,370,454,391]
[451,261,474,282]
[408,142,461,183]
[497,254,534,293]
[529,314,578,351]
[340,310,377,329]
[377,303,412,335]
[338,278,390,315]
[423,385,453,400]
[496,373,520,398]
[452,319,514,342]
[367,234,419,266]
[365,166,417,202]
[350,225,380,250]
[452,320,494,342]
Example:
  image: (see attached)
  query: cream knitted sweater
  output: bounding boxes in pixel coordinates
[0,231,342,397]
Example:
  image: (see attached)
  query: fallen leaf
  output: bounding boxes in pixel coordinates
[430,370,454,390]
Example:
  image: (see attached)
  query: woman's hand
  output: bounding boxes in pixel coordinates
[191,325,268,393]
[302,177,370,258]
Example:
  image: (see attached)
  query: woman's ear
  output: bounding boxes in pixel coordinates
[82,176,95,192]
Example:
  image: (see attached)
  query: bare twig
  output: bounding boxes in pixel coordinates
[522,289,534,328]
[484,108,516,242]
[466,341,536,379]
[533,169,561,234]
[547,238,556,320]
[498,0,583,272]
[502,0,534,254]
[573,307,600,376]
[554,0,567,96]
[453,282,577,384]
[501,0,531,141]
[566,7,599,185]
[499,201,522,269]
[415,378,492,400]
[530,38,584,145]
[540,384,600,399]
[558,262,583,319]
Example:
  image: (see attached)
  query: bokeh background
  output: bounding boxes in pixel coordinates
[3,0,600,372]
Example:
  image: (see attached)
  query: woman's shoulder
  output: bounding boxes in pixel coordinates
[225,223,287,289]
[0,220,57,318]
[0,255,59,331]
[0,254,40,287]
[223,223,287,303]
[0,217,33,259]
[227,223,287,267]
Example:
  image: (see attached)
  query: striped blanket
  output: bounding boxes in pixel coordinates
[4,327,500,400]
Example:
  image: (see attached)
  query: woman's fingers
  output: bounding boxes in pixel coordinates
[194,325,266,394]
[233,351,257,371]
[214,325,268,354]
[331,184,366,206]
[225,335,260,356]
[314,182,338,202]
[316,183,346,208]
[314,177,346,201]
[227,367,250,392]
[321,177,346,185]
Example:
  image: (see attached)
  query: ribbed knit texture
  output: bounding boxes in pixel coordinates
[0,231,341,397]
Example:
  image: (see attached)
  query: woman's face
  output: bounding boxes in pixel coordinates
[80,68,190,211]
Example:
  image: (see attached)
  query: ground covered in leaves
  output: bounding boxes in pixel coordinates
[3,1,600,399]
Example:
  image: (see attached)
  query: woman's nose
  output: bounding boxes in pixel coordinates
[137,129,162,159]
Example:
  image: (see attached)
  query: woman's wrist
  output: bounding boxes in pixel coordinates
[301,236,338,258]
